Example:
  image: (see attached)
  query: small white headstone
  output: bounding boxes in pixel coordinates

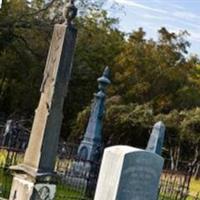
[94,145,164,200]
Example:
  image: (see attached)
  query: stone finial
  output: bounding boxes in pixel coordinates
[97,66,111,93]
[63,0,77,25]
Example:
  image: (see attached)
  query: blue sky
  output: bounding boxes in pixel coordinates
[106,0,200,57]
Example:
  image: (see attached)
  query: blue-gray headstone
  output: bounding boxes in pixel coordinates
[146,121,165,156]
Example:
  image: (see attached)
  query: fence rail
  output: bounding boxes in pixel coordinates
[55,143,101,200]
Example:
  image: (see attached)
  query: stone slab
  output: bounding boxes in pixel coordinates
[9,174,56,200]
[94,145,164,200]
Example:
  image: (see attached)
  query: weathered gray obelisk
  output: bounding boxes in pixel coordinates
[9,1,77,200]
[146,121,165,156]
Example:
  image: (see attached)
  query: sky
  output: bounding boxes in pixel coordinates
[105,0,200,57]
[0,0,199,56]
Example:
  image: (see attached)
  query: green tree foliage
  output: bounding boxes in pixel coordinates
[0,0,52,115]
[72,26,200,160]
[0,0,124,135]
[64,10,124,134]
[0,0,200,161]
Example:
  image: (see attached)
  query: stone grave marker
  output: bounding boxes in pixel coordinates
[8,1,78,200]
[64,67,110,194]
[146,121,165,156]
[94,145,164,200]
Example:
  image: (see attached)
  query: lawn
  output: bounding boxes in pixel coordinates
[189,178,200,196]
[0,150,7,167]
[0,149,199,200]
[0,168,91,200]
[158,178,200,200]
[0,171,199,200]
[0,168,12,199]
[55,184,91,200]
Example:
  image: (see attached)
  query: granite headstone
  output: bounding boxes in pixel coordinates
[94,145,164,200]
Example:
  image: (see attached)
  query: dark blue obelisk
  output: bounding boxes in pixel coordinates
[77,67,111,163]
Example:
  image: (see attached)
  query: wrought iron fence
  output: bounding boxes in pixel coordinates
[0,146,24,199]
[0,143,101,200]
[158,158,199,200]
[0,147,24,168]
[55,143,101,200]
[0,143,200,200]
[159,170,190,200]
[188,193,200,200]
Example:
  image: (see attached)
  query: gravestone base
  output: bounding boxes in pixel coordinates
[9,166,56,200]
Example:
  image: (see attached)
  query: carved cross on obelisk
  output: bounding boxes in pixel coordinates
[9,1,78,200]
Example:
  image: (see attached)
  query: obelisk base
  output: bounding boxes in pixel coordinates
[9,172,56,200]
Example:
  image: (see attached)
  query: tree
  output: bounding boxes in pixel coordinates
[72,27,200,163]
[0,0,124,139]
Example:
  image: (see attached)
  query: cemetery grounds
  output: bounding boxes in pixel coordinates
[0,148,200,200]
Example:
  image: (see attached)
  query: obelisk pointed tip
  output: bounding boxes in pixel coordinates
[154,121,165,130]
[63,0,78,25]
[103,66,110,78]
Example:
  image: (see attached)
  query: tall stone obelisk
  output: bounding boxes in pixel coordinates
[9,1,78,199]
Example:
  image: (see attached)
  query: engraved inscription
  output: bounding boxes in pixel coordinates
[117,152,163,200]
[121,166,157,199]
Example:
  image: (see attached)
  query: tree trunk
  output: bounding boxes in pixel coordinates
[194,163,200,180]
[175,144,181,171]
[170,147,175,170]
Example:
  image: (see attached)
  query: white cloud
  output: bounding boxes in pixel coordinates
[142,13,163,20]
[189,31,200,42]
[170,3,185,11]
[173,11,200,21]
[108,0,200,55]
[113,0,167,14]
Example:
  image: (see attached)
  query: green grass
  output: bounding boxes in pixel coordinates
[189,178,200,196]
[159,179,200,200]
[0,169,199,200]
[0,168,12,199]
[55,184,90,200]
[1,149,199,200]
[0,168,90,200]
[0,150,7,167]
